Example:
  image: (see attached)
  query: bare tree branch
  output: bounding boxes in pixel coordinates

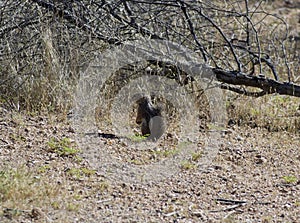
[30,0,121,44]
[220,84,267,97]
[0,0,299,111]
[214,69,300,97]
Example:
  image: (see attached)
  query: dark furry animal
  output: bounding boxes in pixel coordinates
[136,97,165,141]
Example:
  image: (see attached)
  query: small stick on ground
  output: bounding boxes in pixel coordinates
[210,203,246,213]
[216,198,247,205]
[210,198,247,213]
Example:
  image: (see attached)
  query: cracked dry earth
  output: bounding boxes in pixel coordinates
[0,108,299,223]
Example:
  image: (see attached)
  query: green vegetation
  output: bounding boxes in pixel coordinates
[129,134,149,142]
[48,137,80,156]
[191,152,203,161]
[282,175,298,184]
[66,203,80,212]
[66,167,96,179]
[180,160,196,170]
[38,165,51,173]
[151,148,179,158]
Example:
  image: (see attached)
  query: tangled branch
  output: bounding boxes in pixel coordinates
[0,0,299,101]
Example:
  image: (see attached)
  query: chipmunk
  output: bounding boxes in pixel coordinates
[135,96,165,141]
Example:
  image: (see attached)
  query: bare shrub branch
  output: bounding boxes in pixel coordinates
[0,0,299,110]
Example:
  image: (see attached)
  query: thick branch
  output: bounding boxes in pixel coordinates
[213,69,300,97]
[220,84,267,97]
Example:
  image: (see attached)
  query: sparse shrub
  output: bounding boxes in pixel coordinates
[227,94,300,132]
[180,160,196,170]
[47,137,80,156]
[0,167,62,215]
[282,175,298,184]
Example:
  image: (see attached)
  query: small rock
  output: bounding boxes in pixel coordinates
[255,155,267,164]
[236,135,244,141]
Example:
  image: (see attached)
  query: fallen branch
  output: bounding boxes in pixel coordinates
[213,69,300,97]
[220,84,267,97]
[29,1,299,98]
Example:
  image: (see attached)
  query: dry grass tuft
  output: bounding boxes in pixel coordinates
[0,166,64,220]
[227,93,300,132]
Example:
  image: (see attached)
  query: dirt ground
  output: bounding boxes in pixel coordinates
[0,106,299,223]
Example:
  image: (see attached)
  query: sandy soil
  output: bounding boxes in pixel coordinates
[0,107,299,223]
